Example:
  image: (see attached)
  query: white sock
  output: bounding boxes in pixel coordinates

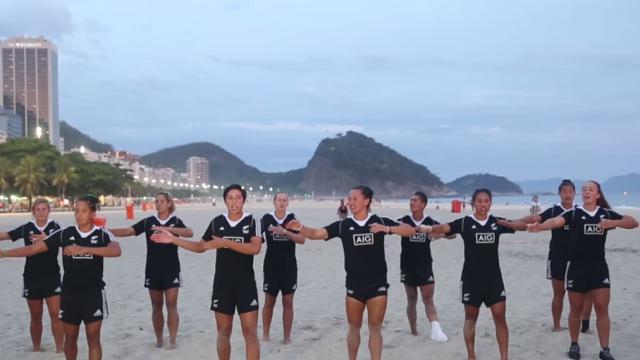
[430,321,448,342]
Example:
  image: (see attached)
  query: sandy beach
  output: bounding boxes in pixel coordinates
[1,201,639,359]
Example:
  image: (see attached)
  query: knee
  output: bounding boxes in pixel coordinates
[86,334,101,347]
[151,302,164,312]
[368,320,382,332]
[348,320,363,332]
[593,302,609,316]
[217,326,232,340]
[282,298,294,310]
[241,325,258,339]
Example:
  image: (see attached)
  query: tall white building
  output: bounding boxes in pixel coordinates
[187,156,209,186]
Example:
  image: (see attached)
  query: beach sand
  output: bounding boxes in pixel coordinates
[1,202,639,359]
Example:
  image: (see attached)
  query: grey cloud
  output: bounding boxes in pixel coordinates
[0,0,74,39]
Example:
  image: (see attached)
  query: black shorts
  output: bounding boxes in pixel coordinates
[60,287,108,325]
[211,284,259,315]
[145,269,182,291]
[546,253,569,281]
[460,277,506,308]
[263,266,297,296]
[565,260,610,293]
[22,280,62,300]
[401,265,435,287]
[346,284,389,303]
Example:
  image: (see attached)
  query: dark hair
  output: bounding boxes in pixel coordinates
[587,180,611,209]
[413,191,428,204]
[352,185,374,210]
[223,184,247,201]
[471,188,492,203]
[77,195,100,212]
[558,179,575,193]
[156,191,176,214]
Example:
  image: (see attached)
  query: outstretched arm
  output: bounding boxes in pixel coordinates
[0,242,48,258]
[369,222,415,237]
[109,227,136,237]
[269,225,305,244]
[496,219,529,231]
[204,236,262,255]
[529,215,566,232]
[152,225,194,238]
[285,220,328,240]
[0,232,11,241]
[151,229,205,253]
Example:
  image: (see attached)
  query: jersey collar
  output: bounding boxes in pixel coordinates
[224,213,250,227]
[349,213,372,227]
[30,219,53,232]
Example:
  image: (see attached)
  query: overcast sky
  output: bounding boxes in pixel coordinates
[2,0,638,181]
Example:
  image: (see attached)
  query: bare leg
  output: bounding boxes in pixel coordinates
[63,323,80,360]
[149,290,165,347]
[165,288,180,349]
[345,297,365,360]
[282,293,294,344]
[26,299,44,351]
[215,313,233,360]
[551,279,566,331]
[420,283,439,322]
[261,293,276,341]
[403,284,419,335]
[239,311,260,360]
[568,291,586,343]
[45,295,64,352]
[366,296,387,360]
[490,301,509,360]
[591,288,611,349]
[85,320,103,360]
[581,293,593,333]
[463,305,480,360]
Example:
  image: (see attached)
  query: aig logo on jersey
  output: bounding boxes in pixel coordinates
[353,233,374,246]
[475,233,495,244]
[272,233,289,241]
[410,233,427,243]
[72,253,94,259]
[584,224,604,235]
[224,237,244,243]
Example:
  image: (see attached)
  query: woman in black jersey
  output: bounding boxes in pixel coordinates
[0,198,64,352]
[285,185,415,360]
[509,179,577,331]
[109,191,193,349]
[151,184,262,360]
[528,181,638,360]
[397,191,449,341]
[260,192,305,344]
[422,188,526,360]
[1,195,122,360]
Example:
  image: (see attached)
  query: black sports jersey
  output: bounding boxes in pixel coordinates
[448,215,515,280]
[202,214,258,288]
[132,215,187,274]
[261,212,298,269]
[398,215,439,270]
[539,204,575,257]
[562,207,623,262]
[324,214,398,289]
[44,226,112,290]
[8,220,61,286]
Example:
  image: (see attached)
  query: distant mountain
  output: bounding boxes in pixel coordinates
[602,173,640,193]
[298,131,450,197]
[140,142,304,191]
[518,178,585,194]
[60,121,114,153]
[447,173,523,195]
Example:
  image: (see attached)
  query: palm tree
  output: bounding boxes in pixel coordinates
[0,158,11,196]
[52,156,78,201]
[13,155,47,209]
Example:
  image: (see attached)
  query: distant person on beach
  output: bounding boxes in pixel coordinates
[337,198,348,219]
[420,188,527,360]
[1,195,122,360]
[527,181,638,360]
[151,184,262,360]
[0,198,64,353]
[285,185,415,360]
[109,192,194,349]
[397,191,449,341]
[260,192,305,344]
[530,195,541,214]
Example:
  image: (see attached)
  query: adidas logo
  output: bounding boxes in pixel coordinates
[219,227,225,230]
[292,284,297,290]
[349,227,355,231]
[500,290,506,297]
[603,278,610,284]
[377,287,387,292]
[250,299,258,306]
[581,216,586,220]
[428,276,434,282]
[94,309,102,317]
[29,231,34,234]
[471,225,476,229]
[347,289,354,294]
[173,278,180,284]
[69,237,75,241]
[600,214,605,218]
[55,287,61,293]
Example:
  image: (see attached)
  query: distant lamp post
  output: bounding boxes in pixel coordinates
[35,126,43,139]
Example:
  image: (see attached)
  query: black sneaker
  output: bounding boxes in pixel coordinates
[599,347,615,360]
[568,342,581,359]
